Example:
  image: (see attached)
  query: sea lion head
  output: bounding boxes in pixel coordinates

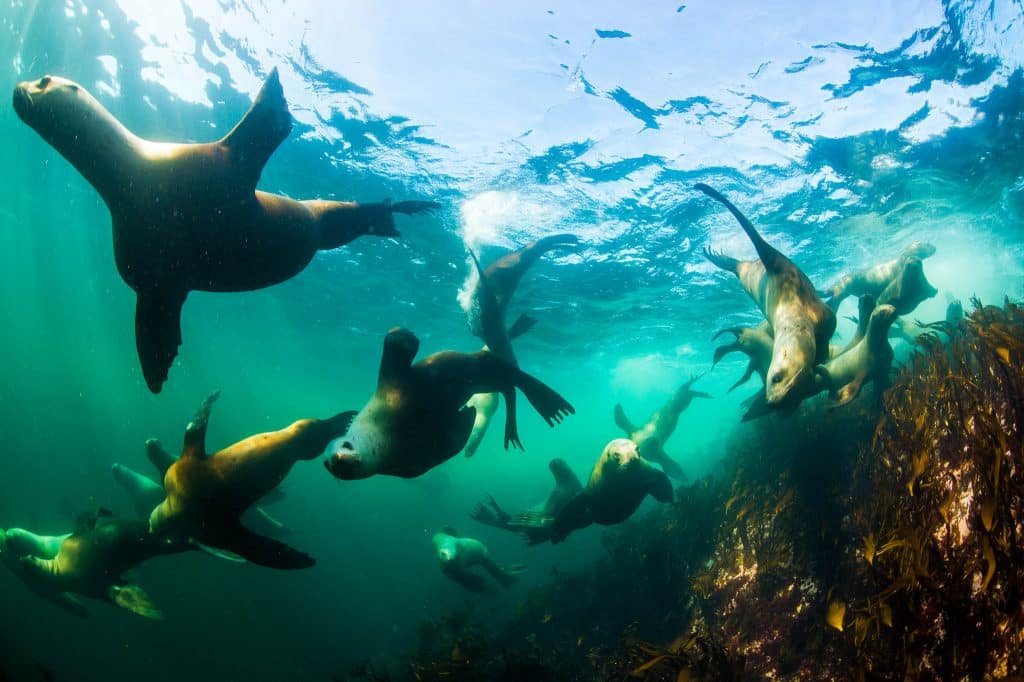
[902,258,938,300]
[13,75,93,147]
[603,438,640,468]
[549,458,573,480]
[904,241,936,260]
[431,531,458,566]
[323,426,381,481]
[764,317,816,405]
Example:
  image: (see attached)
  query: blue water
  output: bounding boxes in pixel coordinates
[0,1,1022,680]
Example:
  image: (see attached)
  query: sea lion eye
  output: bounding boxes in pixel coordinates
[771,373,784,384]
[38,76,51,89]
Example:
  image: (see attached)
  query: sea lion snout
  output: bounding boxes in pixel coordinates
[324,451,365,480]
[12,84,32,119]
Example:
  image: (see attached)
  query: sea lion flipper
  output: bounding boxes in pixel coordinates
[727,362,757,393]
[182,391,220,459]
[647,468,675,503]
[144,438,177,478]
[612,404,638,435]
[513,368,575,428]
[221,67,293,187]
[108,584,163,620]
[507,313,537,340]
[135,290,188,394]
[218,524,315,570]
[695,183,784,273]
[501,390,522,451]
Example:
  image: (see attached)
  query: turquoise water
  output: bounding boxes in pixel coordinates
[0,1,1023,680]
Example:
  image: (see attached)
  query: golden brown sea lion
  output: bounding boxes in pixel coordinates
[2,509,178,619]
[149,393,355,569]
[13,71,437,393]
[875,257,938,316]
[432,528,526,594]
[698,183,835,406]
[817,302,898,406]
[822,241,936,309]
[711,321,775,393]
[323,327,574,480]
[517,439,673,545]
[613,374,711,480]
[470,458,583,533]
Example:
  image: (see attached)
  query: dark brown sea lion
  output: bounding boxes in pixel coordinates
[698,183,835,406]
[149,393,355,569]
[323,327,574,480]
[12,71,437,392]
[432,528,526,594]
[613,375,711,480]
[2,509,179,619]
[518,439,673,545]
[822,241,936,309]
[470,458,583,532]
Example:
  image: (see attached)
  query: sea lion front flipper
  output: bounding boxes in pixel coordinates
[221,67,293,188]
[507,313,537,340]
[832,376,866,408]
[727,362,757,393]
[612,404,638,435]
[643,440,685,481]
[740,391,772,422]
[695,183,784,273]
[144,438,178,478]
[181,391,220,459]
[647,467,675,503]
[108,584,163,620]
[135,289,188,394]
[218,524,315,570]
[512,367,575,428]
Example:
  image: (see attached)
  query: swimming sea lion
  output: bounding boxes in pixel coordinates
[13,71,438,393]
[3,509,178,619]
[149,393,355,569]
[613,375,710,480]
[470,458,583,532]
[875,257,938,316]
[0,528,70,560]
[432,528,526,594]
[324,327,574,480]
[697,183,836,406]
[518,439,674,545]
[711,321,775,393]
[114,439,291,538]
[817,301,898,406]
[835,294,878,356]
[890,298,964,344]
[822,241,936,309]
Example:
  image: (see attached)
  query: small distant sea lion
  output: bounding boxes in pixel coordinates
[461,234,578,456]
[712,321,774,393]
[875,257,938,316]
[13,71,438,392]
[698,184,835,406]
[518,439,673,545]
[2,509,179,619]
[150,393,355,569]
[613,375,711,480]
[891,299,963,344]
[470,458,583,532]
[113,439,291,538]
[0,528,70,560]
[432,528,526,594]
[324,327,574,480]
[822,242,936,309]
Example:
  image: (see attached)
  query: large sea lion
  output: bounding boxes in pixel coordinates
[2,509,179,619]
[711,321,775,393]
[822,241,936,309]
[113,438,291,539]
[13,71,438,393]
[518,439,673,545]
[613,375,710,480]
[432,528,525,594]
[149,393,355,569]
[697,183,836,407]
[461,234,578,456]
[875,257,938,316]
[324,327,574,480]
[470,458,583,532]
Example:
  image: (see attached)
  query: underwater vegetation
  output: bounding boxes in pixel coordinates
[361,299,1024,681]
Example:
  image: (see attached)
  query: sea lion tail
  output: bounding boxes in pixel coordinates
[513,369,575,428]
[695,183,783,272]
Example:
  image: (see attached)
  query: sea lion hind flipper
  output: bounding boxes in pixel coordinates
[144,438,177,478]
[221,67,293,186]
[612,404,638,435]
[218,524,315,570]
[514,511,556,546]
[182,391,220,459]
[135,289,187,394]
[108,584,163,620]
[695,183,784,272]
[507,313,538,340]
[703,247,739,274]
[513,369,574,428]
[390,200,441,215]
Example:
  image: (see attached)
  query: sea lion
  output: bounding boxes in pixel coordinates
[822,241,936,309]
[432,528,526,594]
[518,439,674,545]
[149,393,355,569]
[324,327,574,480]
[875,257,938,316]
[2,509,179,619]
[461,234,578,456]
[114,439,291,538]
[711,321,775,393]
[470,458,583,532]
[890,299,964,344]
[697,183,835,406]
[613,375,711,480]
[0,529,70,560]
[13,71,438,393]
[817,301,898,406]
